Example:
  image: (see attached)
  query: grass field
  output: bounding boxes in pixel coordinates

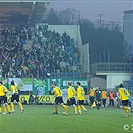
[0,105,133,133]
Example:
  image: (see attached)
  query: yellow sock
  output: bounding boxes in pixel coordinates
[0,106,1,113]
[18,102,23,109]
[4,107,6,113]
[11,102,15,110]
[123,106,129,115]
[74,106,78,114]
[7,105,11,112]
[54,106,58,113]
[62,104,67,109]
[81,105,86,110]
[78,105,81,114]
[62,104,69,113]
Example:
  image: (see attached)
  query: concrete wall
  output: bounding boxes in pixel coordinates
[96,72,131,89]
[48,25,82,46]
[106,73,131,89]
[80,43,90,74]
[90,77,106,89]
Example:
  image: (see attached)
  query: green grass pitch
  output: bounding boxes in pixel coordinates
[0,105,133,133]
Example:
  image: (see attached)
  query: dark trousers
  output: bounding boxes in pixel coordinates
[102,99,106,107]
[110,99,114,106]
[89,97,94,105]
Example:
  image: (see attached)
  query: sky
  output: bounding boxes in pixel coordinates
[48,0,132,24]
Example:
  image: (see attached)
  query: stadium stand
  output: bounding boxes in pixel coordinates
[0,24,80,79]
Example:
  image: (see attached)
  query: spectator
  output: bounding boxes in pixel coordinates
[7,68,13,78]
[21,65,28,78]
[29,94,35,104]
[0,24,80,78]
[109,90,115,107]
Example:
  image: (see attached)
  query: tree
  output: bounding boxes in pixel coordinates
[43,8,61,25]
[58,8,78,25]
[44,7,124,63]
[80,19,124,63]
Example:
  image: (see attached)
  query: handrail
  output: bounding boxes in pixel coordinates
[90,63,132,73]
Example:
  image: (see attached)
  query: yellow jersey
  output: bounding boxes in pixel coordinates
[53,86,62,97]
[77,86,85,100]
[10,85,18,94]
[0,85,5,96]
[67,86,76,100]
[118,87,130,101]
[3,85,9,94]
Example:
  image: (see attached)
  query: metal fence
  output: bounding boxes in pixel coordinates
[90,63,132,74]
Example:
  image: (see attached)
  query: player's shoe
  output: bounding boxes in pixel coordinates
[131,109,132,113]
[128,107,131,110]
[11,109,15,113]
[3,112,6,115]
[21,108,24,113]
[63,112,67,116]
[125,114,129,118]
[78,110,81,115]
[84,109,87,112]
[53,112,58,114]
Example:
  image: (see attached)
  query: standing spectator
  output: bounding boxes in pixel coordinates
[128,95,132,108]
[21,65,28,78]
[7,68,13,78]
[116,90,122,109]
[29,94,34,104]
[109,90,115,107]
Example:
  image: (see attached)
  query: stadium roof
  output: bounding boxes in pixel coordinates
[0,0,50,24]
[124,10,133,13]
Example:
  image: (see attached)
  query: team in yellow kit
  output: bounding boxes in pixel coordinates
[52,82,68,115]
[52,81,87,115]
[0,81,11,114]
[118,83,132,117]
[67,82,78,115]
[0,79,132,118]
[0,80,24,114]
[10,80,24,113]
[76,82,87,114]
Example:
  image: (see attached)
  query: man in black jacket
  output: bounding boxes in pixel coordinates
[95,86,102,110]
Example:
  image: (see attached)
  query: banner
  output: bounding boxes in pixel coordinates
[0,78,88,95]
[6,95,89,104]
[46,78,62,92]
[8,78,33,91]
[62,79,88,87]
[7,95,54,104]
[0,78,8,87]
[33,79,46,96]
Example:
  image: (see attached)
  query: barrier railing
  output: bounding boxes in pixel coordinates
[90,63,132,74]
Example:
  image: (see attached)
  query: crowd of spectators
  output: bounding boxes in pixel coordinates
[0,24,80,79]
